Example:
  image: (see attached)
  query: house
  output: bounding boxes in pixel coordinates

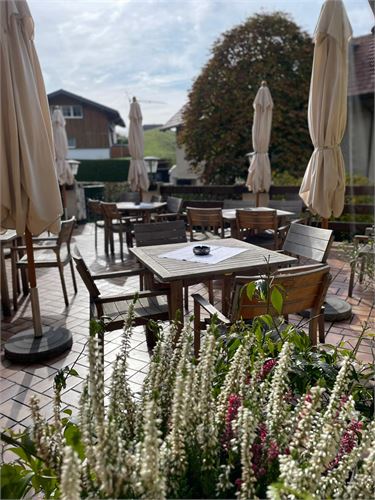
[48,89,125,160]
[160,107,203,185]
[342,31,374,180]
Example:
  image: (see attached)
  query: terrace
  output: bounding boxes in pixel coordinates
[1,221,374,433]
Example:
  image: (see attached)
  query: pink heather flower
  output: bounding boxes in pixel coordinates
[268,440,280,461]
[222,394,241,450]
[259,359,278,380]
[328,420,363,470]
[235,478,243,490]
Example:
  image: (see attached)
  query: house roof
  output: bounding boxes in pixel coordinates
[48,89,125,127]
[348,33,374,97]
[160,106,186,130]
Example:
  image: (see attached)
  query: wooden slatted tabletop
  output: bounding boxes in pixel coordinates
[130,238,297,325]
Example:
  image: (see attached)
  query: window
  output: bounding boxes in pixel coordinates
[68,137,76,149]
[61,105,83,119]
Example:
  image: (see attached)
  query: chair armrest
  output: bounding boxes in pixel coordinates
[92,267,145,280]
[32,237,58,242]
[95,289,168,304]
[192,293,231,324]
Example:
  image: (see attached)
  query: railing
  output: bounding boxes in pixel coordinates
[160,184,374,237]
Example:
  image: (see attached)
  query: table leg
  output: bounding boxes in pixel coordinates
[222,274,232,316]
[144,212,151,224]
[230,220,238,239]
[1,247,11,316]
[170,280,184,340]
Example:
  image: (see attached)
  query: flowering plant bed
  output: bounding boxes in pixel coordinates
[1,312,374,499]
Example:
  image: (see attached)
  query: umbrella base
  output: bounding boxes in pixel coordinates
[300,296,352,322]
[4,326,72,364]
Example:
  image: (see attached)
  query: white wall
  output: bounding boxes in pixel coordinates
[169,145,204,184]
[67,148,110,160]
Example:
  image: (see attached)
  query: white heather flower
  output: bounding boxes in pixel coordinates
[137,400,166,499]
[238,407,257,500]
[265,341,292,437]
[61,446,81,500]
[344,443,375,499]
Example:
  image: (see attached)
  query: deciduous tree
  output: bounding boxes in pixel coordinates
[180,12,313,184]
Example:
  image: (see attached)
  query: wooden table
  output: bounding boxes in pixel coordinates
[0,231,26,316]
[117,201,166,223]
[130,238,297,329]
[222,207,296,238]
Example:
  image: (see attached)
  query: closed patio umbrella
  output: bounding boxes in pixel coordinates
[246,81,273,206]
[127,97,149,198]
[299,0,353,324]
[1,0,71,362]
[299,0,352,226]
[52,107,74,218]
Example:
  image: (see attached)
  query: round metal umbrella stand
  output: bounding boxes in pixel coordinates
[300,295,352,323]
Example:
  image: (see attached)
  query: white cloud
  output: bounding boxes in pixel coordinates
[29,0,373,128]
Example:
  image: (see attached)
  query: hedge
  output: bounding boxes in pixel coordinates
[75,159,130,182]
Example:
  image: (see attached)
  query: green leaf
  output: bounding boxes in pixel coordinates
[245,281,256,301]
[271,286,283,314]
[1,463,34,499]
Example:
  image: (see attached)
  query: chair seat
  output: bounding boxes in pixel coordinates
[102,295,169,321]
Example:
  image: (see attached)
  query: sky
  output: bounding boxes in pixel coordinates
[28,0,374,135]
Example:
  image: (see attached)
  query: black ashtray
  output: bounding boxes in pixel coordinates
[193,245,211,256]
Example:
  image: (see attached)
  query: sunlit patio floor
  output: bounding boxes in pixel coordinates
[1,222,374,435]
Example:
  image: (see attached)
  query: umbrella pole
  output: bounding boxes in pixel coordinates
[60,185,68,219]
[321,218,329,229]
[256,192,260,207]
[25,228,43,338]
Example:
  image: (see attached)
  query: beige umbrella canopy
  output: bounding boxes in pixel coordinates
[299,0,352,223]
[1,0,71,362]
[246,81,273,205]
[0,0,62,237]
[127,97,150,196]
[51,107,74,186]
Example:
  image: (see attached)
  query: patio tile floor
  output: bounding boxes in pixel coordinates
[1,222,374,434]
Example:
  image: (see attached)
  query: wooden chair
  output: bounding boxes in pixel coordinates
[72,247,169,353]
[87,198,105,250]
[268,199,310,225]
[118,191,141,204]
[192,264,331,356]
[150,194,162,203]
[348,226,374,297]
[223,199,256,209]
[133,220,214,309]
[236,209,283,250]
[187,207,225,241]
[153,196,184,221]
[101,202,134,260]
[281,223,334,264]
[13,217,78,307]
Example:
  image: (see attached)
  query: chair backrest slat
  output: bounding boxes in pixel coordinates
[87,198,102,217]
[167,196,183,214]
[57,217,76,246]
[134,220,187,247]
[236,209,278,232]
[230,265,330,321]
[187,207,223,227]
[283,223,334,263]
[72,247,100,299]
[101,202,121,221]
